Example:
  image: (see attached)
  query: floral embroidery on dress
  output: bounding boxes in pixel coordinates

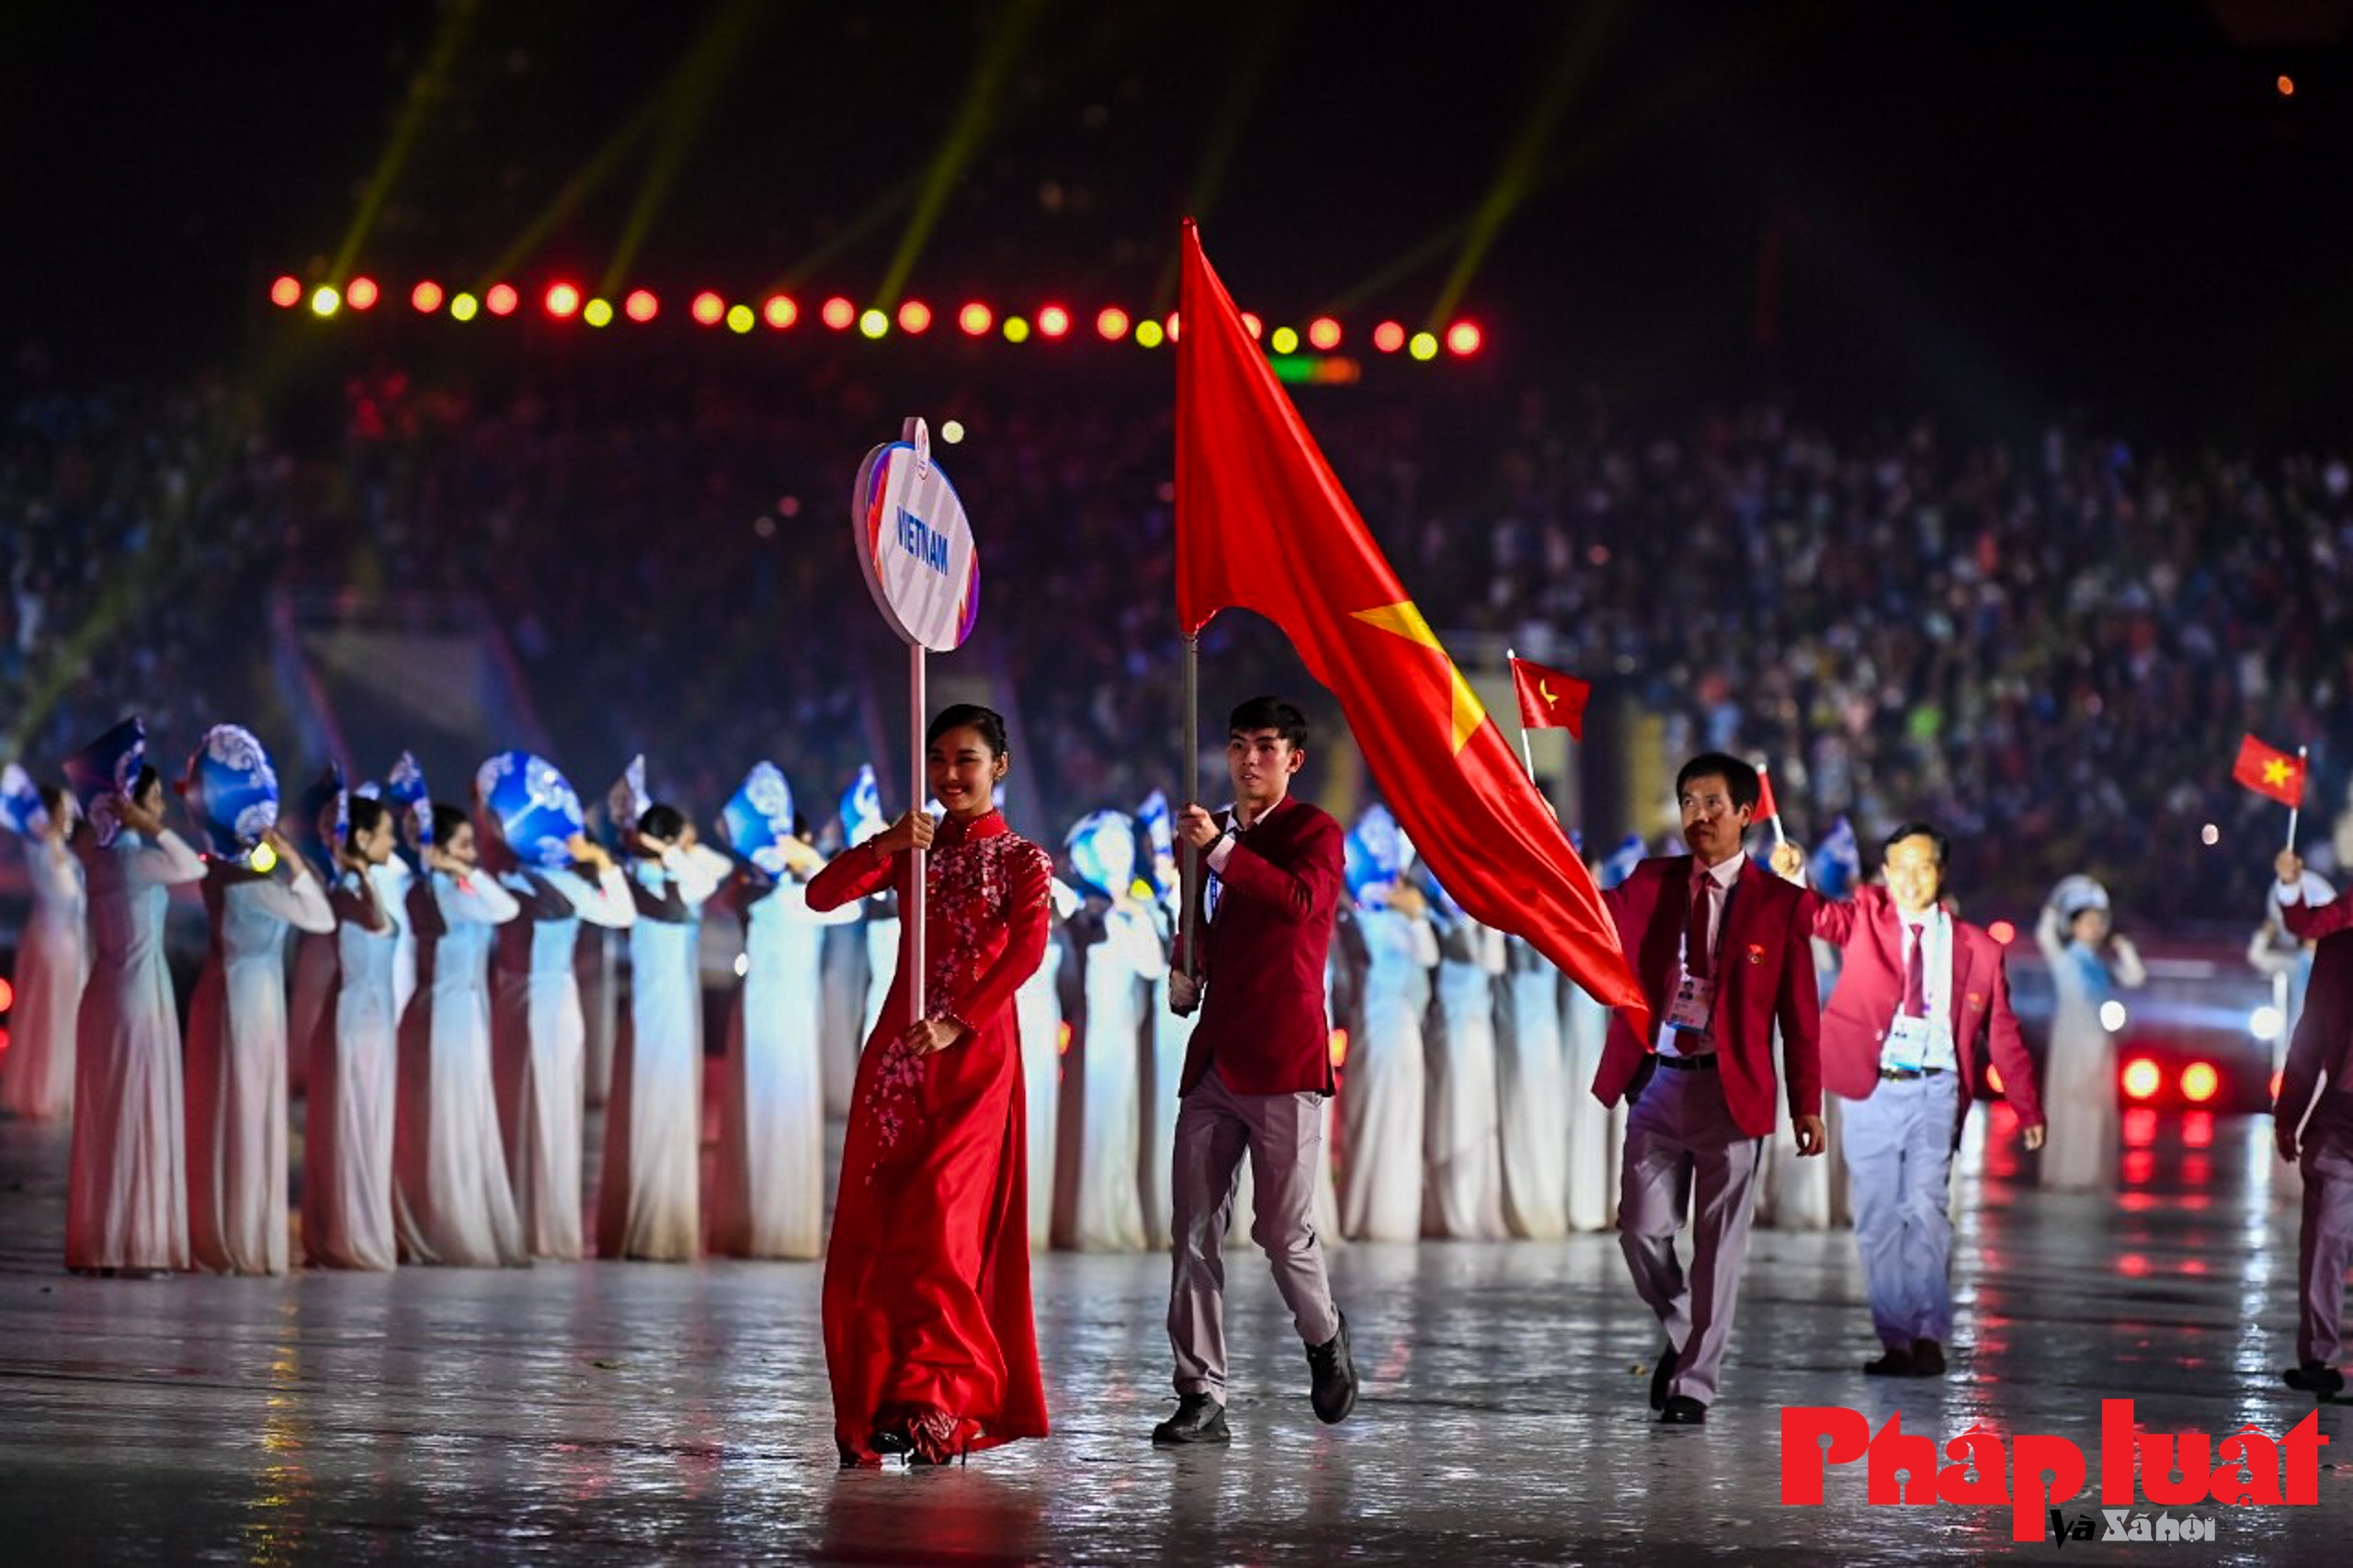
[861,819,1051,1184]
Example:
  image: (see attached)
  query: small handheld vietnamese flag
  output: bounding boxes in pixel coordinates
[1509,657,1590,741]
[1753,762,1779,824]
[2233,733,2305,808]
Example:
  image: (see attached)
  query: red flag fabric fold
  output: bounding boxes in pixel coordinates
[1175,222,1646,1032]
[1510,657,1590,740]
[1753,763,1779,824]
[2233,733,2305,808]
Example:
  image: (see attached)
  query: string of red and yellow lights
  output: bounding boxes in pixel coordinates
[265,274,1487,365]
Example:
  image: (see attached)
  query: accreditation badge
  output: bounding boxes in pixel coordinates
[1884,1015,1936,1074]
[1666,973,1716,1035]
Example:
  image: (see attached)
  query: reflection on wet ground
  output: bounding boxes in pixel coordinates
[0,1109,2343,1563]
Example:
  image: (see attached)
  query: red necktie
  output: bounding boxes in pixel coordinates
[1687,873,1713,981]
[1904,924,1927,1017]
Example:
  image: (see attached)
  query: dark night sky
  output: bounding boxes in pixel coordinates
[7,0,2351,436]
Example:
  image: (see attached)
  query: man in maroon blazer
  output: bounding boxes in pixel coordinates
[2268,848,2353,1399]
[1770,823,2045,1380]
[1153,697,1356,1446]
[1592,753,1824,1425]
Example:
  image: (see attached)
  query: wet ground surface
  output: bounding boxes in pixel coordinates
[0,1108,2344,1564]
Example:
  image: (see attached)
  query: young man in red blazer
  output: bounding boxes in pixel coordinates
[2268,848,2353,1399]
[1770,823,2045,1380]
[1591,753,1824,1425]
[1153,697,1355,1446]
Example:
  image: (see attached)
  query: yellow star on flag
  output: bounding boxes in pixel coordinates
[1351,601,1487,755]
[2264,758,2292,788]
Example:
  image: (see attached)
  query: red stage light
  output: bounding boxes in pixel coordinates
[763,294,797,329]
[1987,918,2016,945]
[1985,1063,2004,1096]
[822,296,856,330]
[691,290,725,325]
[1097,307,1130,341]
[0,976,12,1013]
[2180,1061,2221,1103]
[2121,1058,2162,1101]
[1446,320,1483,356]
[346,277,380,312]
[1328,1028,1348,1067]
[412,280,445,313]
[898,300,932,334]
[485,283,518,316]
[623,289,659,323]
[545,282,581,319]
[2279,74,2296,97]
[1373,321,1405,353]
[1165,312,1181,342]
[959,301,993,335]
[1037,304,1071,338]
[1308,316,1342,350]
[269,276,302,309]
[1240,312,1262,340]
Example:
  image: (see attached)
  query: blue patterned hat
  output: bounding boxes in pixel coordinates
[1599,833,1646,890]
[293,763,344,869]
[1808,816,1861,900]
[64,716,146,848]
[1345,804,1405,903]
[184,724,281,860]
[722,761,797,874]
[0,764,49,837]
[1066,810,1137,901]
[386,751,433,846]
[476,751,585,869]
[839,764,883,846]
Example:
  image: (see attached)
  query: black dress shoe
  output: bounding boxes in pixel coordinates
[1660,1394,1708,1425]
[1307,1312,1358,1425]
[1649,1342,1679,1411]
[2283,1362,2347,1399]
[1863,1346,1916,1378]
[1152,1393,1232,1446]
[1910,1339,1947,1377]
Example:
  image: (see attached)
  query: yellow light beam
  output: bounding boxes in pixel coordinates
[873,0,1047,310]
[329,0,481,283]
[1427,0,1624,328]
[484,92,667,287]
[1150,0,1297,314]
[599,0,771,297]
[756,171,921,296]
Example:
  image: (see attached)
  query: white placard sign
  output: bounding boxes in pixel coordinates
[852,417,981,653]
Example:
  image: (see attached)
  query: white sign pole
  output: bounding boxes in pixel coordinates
[908,641,928,1019]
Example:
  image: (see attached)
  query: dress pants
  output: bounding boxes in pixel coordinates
[2298,1097,2353,1367]
[1617,1060,1764,1407]
[1167,1065,1341,1400]
[1840,1072,1959,1350]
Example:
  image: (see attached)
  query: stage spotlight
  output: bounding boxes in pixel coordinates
[1308,316,1342,350]
[583,298,614,327]
[822,296,856,330]
[1037,304,1070,338]
[1446,320,1483,356]
[485,284,518,316]
[1097,307,1130,341]
[1003,315,1031,343]
[1408,330,1438,360]
[1373,321,1405,353]
[310,284,340,317]
[764,295,798,329]
[1133,319,1165,348]
[449,292,480,321]
[2121,1058,2161,1101]
[269,276,302,309]
[726,303,755,333]
[1165,312,1181,342]
[624,289,659,323]
[1270,325,1299,353]
[859,308,889,338]
[346,277,380,311]
[248,842,278,875]
[941,419,966,443]
[1240,312,1262,340]
[546,282,582,319]
[898,300,932,334]
[2279,74,2296,97]
[412,280,445,313]
[691,291,725,325]
[959,301,993,335]
[2180,1062,2221,1103]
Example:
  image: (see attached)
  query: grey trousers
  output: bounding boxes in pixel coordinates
[1167,1065,1341,1400]
[2299,1103,2353,1366]
[1841,1074,1959,1350]
[1617,1062,1765,1406]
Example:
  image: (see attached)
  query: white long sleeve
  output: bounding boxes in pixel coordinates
[544,862,638,929]
[124,828,206,887]
[245,862,336,934]
[663,843,731,911]
[437,869,522,926]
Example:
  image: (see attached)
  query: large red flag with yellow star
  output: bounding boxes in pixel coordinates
[1175,222,1646,1029]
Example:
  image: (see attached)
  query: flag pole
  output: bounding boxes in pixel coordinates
[1505,648,1538,785]
[909,643,927,1020]
[1179,633,1200,979]
[2288,744,2309,853]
